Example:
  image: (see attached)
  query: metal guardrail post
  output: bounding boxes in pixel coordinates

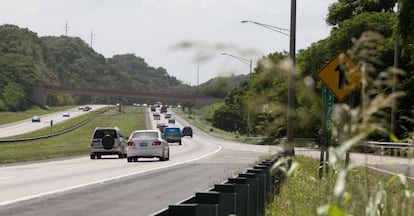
[212,183,249,216]
[195,191,236,216]
[254,164,272,204]
[245,168,266,216]
[168,203,218,216]
[229,176,258,216]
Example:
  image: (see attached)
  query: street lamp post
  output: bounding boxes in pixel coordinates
[241,20,290,36]
[221,52,252,80]
[241,0,296,156]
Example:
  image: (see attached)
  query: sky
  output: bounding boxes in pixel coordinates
[0,0,337,85]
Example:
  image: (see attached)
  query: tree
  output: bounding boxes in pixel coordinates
[212,104,246,133]
[326,0,397,26]
[0,83,28,111]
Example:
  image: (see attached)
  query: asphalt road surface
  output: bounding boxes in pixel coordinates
[0,105,109,138]
[0,107,280,216]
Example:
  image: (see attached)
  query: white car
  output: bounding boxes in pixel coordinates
[127,130,169,162]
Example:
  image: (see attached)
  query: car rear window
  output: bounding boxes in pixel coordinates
[94,129,118,139]
[131,131,158,139]
[165,128,180,136]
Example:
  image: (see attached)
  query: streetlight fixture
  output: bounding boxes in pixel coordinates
[241,0,296,156]
[221,52,253,80]
[241,20,290,36]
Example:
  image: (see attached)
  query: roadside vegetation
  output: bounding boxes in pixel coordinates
[268,156,414,216]
[177,1,414,215]
[0,106,145,163]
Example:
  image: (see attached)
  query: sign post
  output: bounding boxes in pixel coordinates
[317,52,360,177]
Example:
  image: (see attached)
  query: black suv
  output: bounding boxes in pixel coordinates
[182,126,193,138]
[89,127,127,159]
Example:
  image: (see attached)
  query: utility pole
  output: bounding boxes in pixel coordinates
[90,31,95,48]
[197,65,200,86]
[391,0,399,136]
[64,21,69,36]
[285,0,296,156]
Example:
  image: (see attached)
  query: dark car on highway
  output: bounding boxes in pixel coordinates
[182,126,193,138]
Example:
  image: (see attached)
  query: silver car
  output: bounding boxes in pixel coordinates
[89,127,127,159]
[127,130,169,162]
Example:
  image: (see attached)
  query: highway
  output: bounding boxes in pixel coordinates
[2,106,412,215]
[0,105,109,138]
[0,107,280,215]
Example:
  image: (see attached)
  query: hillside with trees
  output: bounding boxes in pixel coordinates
[210,0,414,141]
[0,24,195,111]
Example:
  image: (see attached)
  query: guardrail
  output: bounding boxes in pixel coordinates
[363,141,413,149]
[0,109,107,143]
[359,141,414,157]
[151,153,288,216]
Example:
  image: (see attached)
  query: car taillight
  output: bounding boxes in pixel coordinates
[152,141,161,146]
[127,141,136,146]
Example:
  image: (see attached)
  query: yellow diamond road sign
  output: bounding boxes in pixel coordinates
[317,52,361,101]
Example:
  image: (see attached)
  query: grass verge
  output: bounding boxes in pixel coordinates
[267,156,414,215]
[0,106,146,164]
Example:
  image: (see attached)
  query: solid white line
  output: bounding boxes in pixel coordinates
[0,145,222,207]
[0,176,13,180]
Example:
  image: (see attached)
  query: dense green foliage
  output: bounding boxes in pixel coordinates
[0,24,195,111]
[210,1,414,141]
[326,0,397,26]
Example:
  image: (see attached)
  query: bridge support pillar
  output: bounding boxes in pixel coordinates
[31,86,46,108]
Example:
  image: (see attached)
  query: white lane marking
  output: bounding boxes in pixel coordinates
[65,166,80,170]
[0,145,222,207]
[0,176,14,180]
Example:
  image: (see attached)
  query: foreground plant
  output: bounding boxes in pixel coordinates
[317,32,411,215]
[268,31,414,216]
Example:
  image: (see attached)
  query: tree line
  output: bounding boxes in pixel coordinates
[210,0,414,141]
[0,25,198,111]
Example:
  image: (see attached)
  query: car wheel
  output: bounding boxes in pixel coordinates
[90,155,95,159]
[133,157,138,162]
[179,140,182,145]
[127,157,132,162]
[118,154,124,159]
[102,135,115,150]
[97,155,102,159]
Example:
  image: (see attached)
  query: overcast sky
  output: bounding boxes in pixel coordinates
[1,0,336,85]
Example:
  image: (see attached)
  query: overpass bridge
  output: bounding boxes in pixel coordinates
[31,85,219,108]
